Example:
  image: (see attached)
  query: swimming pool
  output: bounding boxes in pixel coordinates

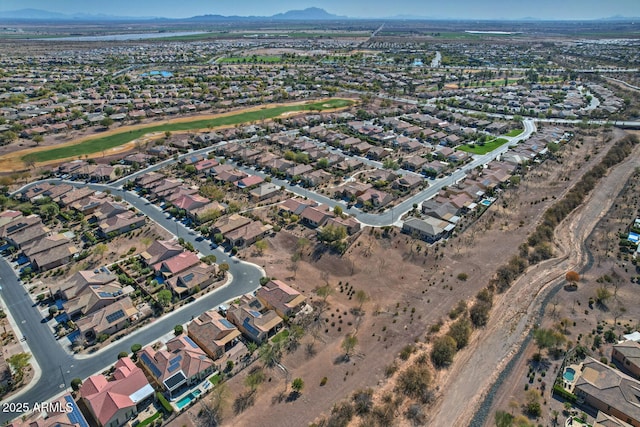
[480,199,492,206]
[176,389,201,409]
[563,367,576,382]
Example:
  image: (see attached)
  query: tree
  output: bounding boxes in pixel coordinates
[174,324,184,335]
[118,351,128,359]
[495,410,514,427]
[100,117,114,129]
[565,271,580,283]
[93,243,108,256]
[355,290,369,312]
[156,290,172,308]
[48,306,59,318]
[333,205,343,217]
[254,239,267,256]
[291,377,304,393]
[200,382,228,426]
[218,263,230,275]
[131,343,142,354]
[70,378,83,391]
[341,334,358,359]
[448,318,472,350]
[39,203,60,222]
[244,367,265,390]
[259,342,282,369]
[595,286,611,308]
[7,352,31,383]
[431,335,457,368]
[524,389,541,417]
[316,284,333,303]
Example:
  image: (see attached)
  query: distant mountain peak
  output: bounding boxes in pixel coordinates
[271,7,344,20]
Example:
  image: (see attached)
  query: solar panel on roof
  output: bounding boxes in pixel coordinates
[65,395,89,427]
[140,353,162,378]
[105,309,125,323]
[169,355,183,366]
[243,318,260,339]
[164,371,186,390]
[249,310,261,318]
[184,336,199,349]
[183,273,194,283]
[220,319,235,329]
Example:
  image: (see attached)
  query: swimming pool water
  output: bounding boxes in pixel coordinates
[176,389,202,409]
[563,367,575,382]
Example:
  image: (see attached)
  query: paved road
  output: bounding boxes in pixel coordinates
[0,181,263,424]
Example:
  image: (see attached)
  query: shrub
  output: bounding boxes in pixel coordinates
[70,378,83,391]
[399,344,416,361]
[431,336,457,368]
[156,392,173,414]
[447,318,472,350]
[174,325,183,335]
[396,363,433,404]
[320,376,328,386]
[457,273,468,281]
[117,351,128,359]
[97,333,109,343]
[131,343,142,353]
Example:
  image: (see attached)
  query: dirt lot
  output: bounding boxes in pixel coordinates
[174,127,635,427]
[485,133,640,426]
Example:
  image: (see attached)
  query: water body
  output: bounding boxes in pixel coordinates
[42,31,207,42]
[141,70,173,78]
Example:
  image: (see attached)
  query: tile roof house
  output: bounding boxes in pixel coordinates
[76,297,139,341]
[249,183,281,201]
[52,268,118,300]
[279,198,318,216]
[139,335,215,398]
[8,393,90,427]
[402,217,455,243]
[140,239,183,266]
[64,281,131,318]
[211,214,251,236]
[255,280,306,318]
[188,309,242,361]
[98,212,146,238]
[153,251,201,277]
[80,357,154,427]
[224,221,273,248]
[166,262,219,298]
[300,205,334,228]
[612,340,640,380]
[30,241,78,272]
[573,357,640,427]
[226,296,283,344]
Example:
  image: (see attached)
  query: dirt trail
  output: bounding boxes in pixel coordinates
[426,140,640,427]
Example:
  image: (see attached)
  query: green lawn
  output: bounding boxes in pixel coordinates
[209,373,222,386]
[22,99,353,163]
[219,55,282,64]
[272,329,290,344]
[137,412,162,427]
[458,138,509,155]
[504,129,523,137]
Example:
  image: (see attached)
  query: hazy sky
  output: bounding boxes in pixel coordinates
[1,0,639,20]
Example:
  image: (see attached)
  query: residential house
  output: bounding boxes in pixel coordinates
[80,357,154,427]
[188,310,242,361]
[166,263,218,298]
[572,357,640,427]
[226,296,283,344]
[153,251,201,278]
[52,267,117,300]
[249,183,281,202]
[139,335,215,398]
[235,175,264,190]
[64,281,131,318]
[140,239,183,267]
[98,212,145,238]
[255,280,306,318]
[279,198,318,216]
[8,393,90,427]
[357,188,394,207]
[211,214,251,236]
[300,205,334,228]
[403,155,428,171]
[612,341,640,379]
[76,297,139,341]
[325,215,361,235]
[31,241,78,272]
[422,200,461,224]
[224,221,273,248]
[402,217,455,243]
[393,175,424,191]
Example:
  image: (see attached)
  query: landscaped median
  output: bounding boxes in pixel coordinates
[2,98,354,170]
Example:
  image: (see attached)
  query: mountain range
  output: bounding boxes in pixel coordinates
[0,7,636,22]
[0,7,344,22]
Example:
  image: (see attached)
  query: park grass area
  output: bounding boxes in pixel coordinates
[21,99,353,164]
[504,129,524,137]
[458,138,509,155]
[137,411,161,427]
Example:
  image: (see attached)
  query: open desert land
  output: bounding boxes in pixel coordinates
[165,127,639,427]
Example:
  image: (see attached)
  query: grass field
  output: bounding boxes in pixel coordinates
[22,99,353,164]
[218,55,282,64]
[504,129,524,137]
[458,138,509,155]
